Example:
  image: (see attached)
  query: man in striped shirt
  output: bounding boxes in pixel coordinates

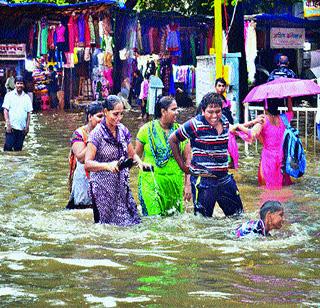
[169,92,243,217]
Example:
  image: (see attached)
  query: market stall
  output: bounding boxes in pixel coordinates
[0,0,121,110]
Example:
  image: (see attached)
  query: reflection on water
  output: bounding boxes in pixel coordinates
[0,110,319,306]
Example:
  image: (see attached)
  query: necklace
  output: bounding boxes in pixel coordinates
[148,120,177,168]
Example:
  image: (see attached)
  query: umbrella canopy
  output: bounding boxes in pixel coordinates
[243,77,320,103]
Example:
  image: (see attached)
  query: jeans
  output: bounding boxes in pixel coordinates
[191,174,243,217]
[4,129,26,151]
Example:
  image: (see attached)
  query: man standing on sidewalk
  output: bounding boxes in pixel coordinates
[267,55,297,81]
[2,76,33,151]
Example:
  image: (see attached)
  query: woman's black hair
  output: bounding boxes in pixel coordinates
[102,95,123,111]
[154,95,175,119]
[259,200,283,222]
[198,92,223,114]
[86,102,103,121]
[267,98,283,115]
[134,69,141,77]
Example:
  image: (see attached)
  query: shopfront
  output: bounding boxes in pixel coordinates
[0,0,120,110]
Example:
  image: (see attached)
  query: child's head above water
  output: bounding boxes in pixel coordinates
[260,200,284,233]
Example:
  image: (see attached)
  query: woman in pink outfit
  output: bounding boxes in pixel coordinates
[237,98,293,189]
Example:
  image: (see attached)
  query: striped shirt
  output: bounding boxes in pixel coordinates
[175,114,229,177]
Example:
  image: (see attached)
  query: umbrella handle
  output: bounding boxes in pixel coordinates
[264,98,268,110]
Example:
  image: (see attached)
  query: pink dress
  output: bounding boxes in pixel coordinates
[258,111,294,189]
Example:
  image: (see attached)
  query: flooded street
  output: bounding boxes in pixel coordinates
[0,109,319,306]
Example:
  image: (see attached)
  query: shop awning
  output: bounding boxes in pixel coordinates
[0,0,122,18]
[245,13,320,29]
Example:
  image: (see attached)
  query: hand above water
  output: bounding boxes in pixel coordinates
[106,160,119,173]
[5,122,12,133]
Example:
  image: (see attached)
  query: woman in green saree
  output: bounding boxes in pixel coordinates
[135,96,191,216]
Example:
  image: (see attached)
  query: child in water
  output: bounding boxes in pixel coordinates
[235,201,284,237]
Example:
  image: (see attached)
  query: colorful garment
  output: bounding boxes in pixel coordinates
[235,219,267,237]
[175,114,229,177]
[166,23,180,52]
[268,66,297,81]
[139,79,149,100]
[68,15,77,53]
[88,118,140,226]
[137,120,186,216]
[78,14,85,44]
[258,111,293,189]
[56,24,66,43]
[67,126,92,209]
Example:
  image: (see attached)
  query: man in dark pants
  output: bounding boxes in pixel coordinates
[48,65,58,108]
[3,76,33,151]
[169,92,243,218]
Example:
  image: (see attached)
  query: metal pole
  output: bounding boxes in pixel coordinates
[244,103,249,154]
[214,0,223,79]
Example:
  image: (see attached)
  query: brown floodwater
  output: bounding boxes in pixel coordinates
[0,108,319,306]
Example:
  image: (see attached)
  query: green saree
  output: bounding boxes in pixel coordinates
[137,120,186,216]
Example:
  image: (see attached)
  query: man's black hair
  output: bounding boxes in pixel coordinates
[215,77,227,87]
[260,200,283,222]
[199,92,223,113]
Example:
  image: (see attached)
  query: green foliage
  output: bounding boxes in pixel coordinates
[7,0,303,14]
[135,0,303,15]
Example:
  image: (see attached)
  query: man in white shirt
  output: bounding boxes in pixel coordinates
[2,76,33,151]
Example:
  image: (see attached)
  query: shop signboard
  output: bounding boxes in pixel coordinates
[303,0,320,17]
[270,28,305,49]
[0,44,26,60]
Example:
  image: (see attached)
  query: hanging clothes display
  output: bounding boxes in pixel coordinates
[172,64,195,94]
[37,17,48,57]
[244,20,257,83]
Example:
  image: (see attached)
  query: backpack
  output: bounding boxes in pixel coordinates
[280,114,306,178]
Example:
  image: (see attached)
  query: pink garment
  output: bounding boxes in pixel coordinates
[139,80,149,100]
[48,27,55,49]
[56,24,66,43]
[229,129,253,170]
[258,111,294,189]
[223,98,231,109]
[228,132,239,169]
[68,16,76,52]
[84,14,91,47]
[103,68,113,90]
[41,95,50,111]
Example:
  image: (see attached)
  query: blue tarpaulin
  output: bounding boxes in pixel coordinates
[254,13,320,28]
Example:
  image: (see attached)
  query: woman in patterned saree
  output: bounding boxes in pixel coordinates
[85,95,146,226]
[135,96,191,216]
[67,103,104,209]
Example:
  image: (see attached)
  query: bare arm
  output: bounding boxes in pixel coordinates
[287,96,293,112]
[24,112,31,135]
[135,140,144,158]
[85,142,119,173]
[169,133,190,174]
[3,109,12,133]
[128,142,150,169]
[72,141,87,163]
[182,141,191,200]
